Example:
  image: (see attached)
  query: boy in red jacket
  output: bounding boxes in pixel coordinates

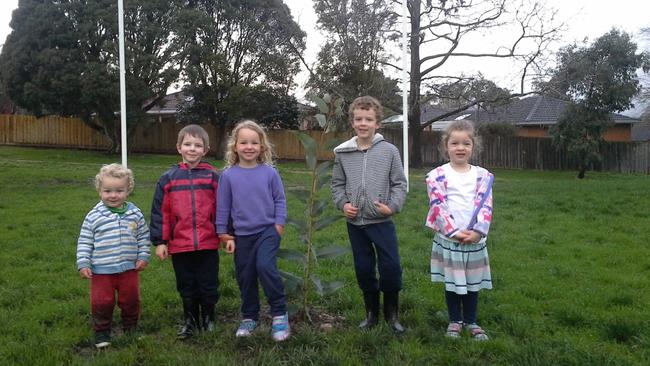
[150,124,231,338]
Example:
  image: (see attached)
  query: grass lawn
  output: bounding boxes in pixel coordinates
[1,145,650,365]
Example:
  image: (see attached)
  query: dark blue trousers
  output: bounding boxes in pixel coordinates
[234,225,286,320]
[347,221,403,293]
[445,290,479,324]
[171,249,220,305]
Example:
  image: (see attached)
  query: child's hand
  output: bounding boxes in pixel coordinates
[343,203,359,219]
[225,239,235,254]
[460,230,481,244]
[156,244,169,260]
[135,260,148,271]
[374,201,393,216]
[275,224,284,236]
[79,268,92,279]
[453,231,470,242]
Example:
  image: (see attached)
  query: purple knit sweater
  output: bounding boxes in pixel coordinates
[216,164,287,236]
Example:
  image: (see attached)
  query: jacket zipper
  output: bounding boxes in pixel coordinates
[189,169,199,250]
[360,149,368,225]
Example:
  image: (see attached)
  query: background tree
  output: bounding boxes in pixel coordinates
[308,0,401,129]
[308,0,563,166]
[545,29,650,178]
[400,0,563,167]
[638,27,650,121]
[176,0,305,156]
[0,0,182,153]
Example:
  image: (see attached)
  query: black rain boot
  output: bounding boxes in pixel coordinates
[383,291,405,334]
[177,298,199,339]
[359,291,380,330]
[200,302,216,332]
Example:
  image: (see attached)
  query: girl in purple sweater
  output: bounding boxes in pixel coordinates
[216,120,289,341]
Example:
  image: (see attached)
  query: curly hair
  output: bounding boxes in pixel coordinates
[224,120,274,168]
[94,163,134,193]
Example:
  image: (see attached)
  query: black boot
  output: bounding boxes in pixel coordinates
[359,291,379,330]
[383,291,405,334]
[200,302,215,332]
[177,298,199,339]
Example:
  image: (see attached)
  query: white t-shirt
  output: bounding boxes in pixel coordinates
[443,163,477,230]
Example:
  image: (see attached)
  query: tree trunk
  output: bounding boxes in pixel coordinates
[408,0,423,168]
[577,152,587,179]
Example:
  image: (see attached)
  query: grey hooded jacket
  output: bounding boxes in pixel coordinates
[331,133,407,226]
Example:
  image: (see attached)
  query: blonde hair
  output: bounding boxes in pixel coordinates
[94,163,134,193]
[224,120,274,168]
[440,120,481,159]
[177,124,210,149]
[348,95,384,124]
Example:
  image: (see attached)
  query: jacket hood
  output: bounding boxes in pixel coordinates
[333,133,385,153]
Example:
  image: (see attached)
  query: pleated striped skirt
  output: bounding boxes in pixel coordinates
[430,232,492,294]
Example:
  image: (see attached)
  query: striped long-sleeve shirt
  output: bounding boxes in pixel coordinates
[76,201,150,274]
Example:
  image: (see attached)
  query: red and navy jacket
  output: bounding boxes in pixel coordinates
[150,161,220,254]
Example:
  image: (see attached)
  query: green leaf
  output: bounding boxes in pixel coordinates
[279,270,303,294]
[277,248,306,263]
[314,215,342,231]
[334,96,343,109]
[310,274,324,296]
[288,187,310,203]
[286,218,307,235]
[316,114,327,128]
[316,172,331,191]
[324,138,344,151]
[311,95,329,114]
[314,245,350,260]
[316,160,333,176]
[320,280,345,295]
[287,303,301,316]
[311,275,345,296]
[291,131,317,170]
[311,199,329,217]
[323,93,332,104]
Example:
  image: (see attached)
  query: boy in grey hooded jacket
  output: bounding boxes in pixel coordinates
[331,96,408,333]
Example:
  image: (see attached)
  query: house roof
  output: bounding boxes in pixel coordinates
[468,95,639,125]
[382,103,471,129]
[146,91,190,115]
[383,95,640,127]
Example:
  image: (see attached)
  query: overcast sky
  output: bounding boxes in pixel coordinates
[1,0,648,110]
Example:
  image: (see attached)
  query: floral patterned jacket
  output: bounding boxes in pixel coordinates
[424,165,494,238]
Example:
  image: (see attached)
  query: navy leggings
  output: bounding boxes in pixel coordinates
[445,290,479,324]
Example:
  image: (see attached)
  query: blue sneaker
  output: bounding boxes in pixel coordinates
[271,313,290,341]
[235,319,257,338]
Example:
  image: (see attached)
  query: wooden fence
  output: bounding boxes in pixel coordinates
[1,114,649,174]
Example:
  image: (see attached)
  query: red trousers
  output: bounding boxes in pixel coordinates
[90,270,140,332]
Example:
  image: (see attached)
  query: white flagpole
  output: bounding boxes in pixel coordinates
[118,0,127,167]
[401,0,409,191]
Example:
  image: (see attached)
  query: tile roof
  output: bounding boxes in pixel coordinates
[469,95,639,125]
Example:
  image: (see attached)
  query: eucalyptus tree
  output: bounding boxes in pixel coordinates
[176,0,306,153]
[0,0,183,153]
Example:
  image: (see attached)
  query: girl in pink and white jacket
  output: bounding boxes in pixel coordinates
[425,120,494,341]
